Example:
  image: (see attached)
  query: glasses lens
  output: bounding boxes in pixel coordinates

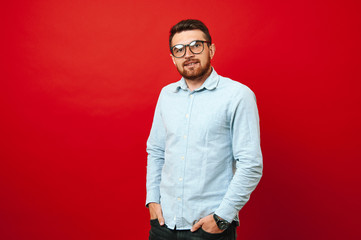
[171,41,206,57]
[189,41,204,54]
[172,45,185,58]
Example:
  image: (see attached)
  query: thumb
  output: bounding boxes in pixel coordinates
[156,208,165,226]
[191,220,202,232]
[158,215,165,226]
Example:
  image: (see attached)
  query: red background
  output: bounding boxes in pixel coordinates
[1,0,360,239]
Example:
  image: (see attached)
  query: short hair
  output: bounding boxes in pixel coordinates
[169,19,212,50]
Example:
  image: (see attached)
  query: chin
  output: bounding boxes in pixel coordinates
[184,74,202,80]
[183,67,210,80]
[177,61,211,80]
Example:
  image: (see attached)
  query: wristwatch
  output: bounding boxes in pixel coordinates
[213,214,231,230]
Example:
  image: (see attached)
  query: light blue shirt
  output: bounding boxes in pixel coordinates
[146,69,263,230]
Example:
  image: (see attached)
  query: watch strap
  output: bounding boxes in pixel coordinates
[213,214,231,230]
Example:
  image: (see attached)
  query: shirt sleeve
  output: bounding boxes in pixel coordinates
[145,89,166,206]
[215,87,263,222]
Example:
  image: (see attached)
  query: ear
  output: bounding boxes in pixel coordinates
[209,43,216,59]
[170,54,176,65]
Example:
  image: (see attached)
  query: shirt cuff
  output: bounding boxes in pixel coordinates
[214,200,239,223]
[145,190,160,207]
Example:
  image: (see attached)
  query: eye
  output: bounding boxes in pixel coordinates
[173,45,184,53]
[190,41,202,48]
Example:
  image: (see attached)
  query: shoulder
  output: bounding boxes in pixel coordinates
[162,82,178,92]
[217,75,256,100]
[159,81,181,94]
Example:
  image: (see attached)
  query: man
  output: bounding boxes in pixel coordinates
[146,19,263,240]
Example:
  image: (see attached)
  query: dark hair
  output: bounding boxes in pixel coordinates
[169,19,212,50]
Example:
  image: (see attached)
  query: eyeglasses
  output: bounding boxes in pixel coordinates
[171,40,210,58]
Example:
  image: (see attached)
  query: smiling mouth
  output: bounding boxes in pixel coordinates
[184,61,199,67]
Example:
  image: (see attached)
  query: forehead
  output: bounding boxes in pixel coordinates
[171,30,207,46]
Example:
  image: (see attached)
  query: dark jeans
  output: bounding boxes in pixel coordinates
[149,219,237,240]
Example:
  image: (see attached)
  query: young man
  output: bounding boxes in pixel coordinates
[146,19,263,240]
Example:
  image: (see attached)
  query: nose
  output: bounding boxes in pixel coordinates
[184,46,194,58]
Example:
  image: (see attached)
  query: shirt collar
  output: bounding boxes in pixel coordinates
[173,68,220,93]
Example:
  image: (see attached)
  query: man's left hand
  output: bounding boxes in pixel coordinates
[190,214,224,234]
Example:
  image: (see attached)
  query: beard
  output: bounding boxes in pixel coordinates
[177,57,212,81]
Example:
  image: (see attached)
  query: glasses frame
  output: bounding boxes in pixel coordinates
[170,40,211,58]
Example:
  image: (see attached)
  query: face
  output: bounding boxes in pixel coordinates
[170,30,215,81]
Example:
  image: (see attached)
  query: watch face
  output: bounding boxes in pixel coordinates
[218,221,228,230]
[214,214,230,230]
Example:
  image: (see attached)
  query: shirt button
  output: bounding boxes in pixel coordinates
[181,156,185,160]
[185,114,189,118]
[179,177,183,181]
[177,197,181,201]
[184,135,187,139]
[189,95,193,98]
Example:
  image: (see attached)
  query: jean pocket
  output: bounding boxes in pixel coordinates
[150,219,159,227]
[199,227,225,239]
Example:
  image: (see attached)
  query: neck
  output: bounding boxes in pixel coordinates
[185,67,213,91]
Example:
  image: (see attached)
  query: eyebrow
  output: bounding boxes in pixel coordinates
[172,39,206,47]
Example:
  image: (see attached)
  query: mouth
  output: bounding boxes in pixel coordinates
[184,61,199,68]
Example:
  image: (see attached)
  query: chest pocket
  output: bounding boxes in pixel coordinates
[206,113,230,142]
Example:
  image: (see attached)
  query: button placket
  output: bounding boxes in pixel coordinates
[176,92,195,228]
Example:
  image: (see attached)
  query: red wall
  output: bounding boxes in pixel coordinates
[1,0,360,239]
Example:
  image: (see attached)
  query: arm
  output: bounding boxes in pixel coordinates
[214,88,263,223]
[146,90,166,224]
[191,88,263,232]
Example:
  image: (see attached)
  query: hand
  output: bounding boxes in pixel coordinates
[148,202,165,226]
[191,214,224,234]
